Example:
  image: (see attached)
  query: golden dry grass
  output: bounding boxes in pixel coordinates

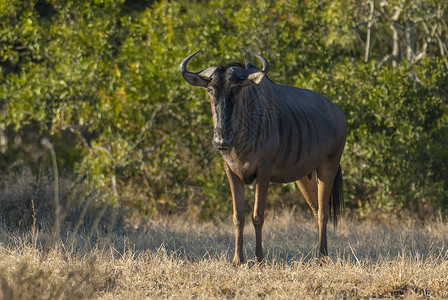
[0,211,448,299]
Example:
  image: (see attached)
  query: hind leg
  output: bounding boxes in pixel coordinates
[296,170,318,224]
[316,161,340,256]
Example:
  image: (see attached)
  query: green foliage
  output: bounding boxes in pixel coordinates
[327,59,448,212]
[0,0,447,218]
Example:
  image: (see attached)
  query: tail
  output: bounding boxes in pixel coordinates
[329,165,344,227]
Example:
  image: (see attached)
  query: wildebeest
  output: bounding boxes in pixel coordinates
[180,50,347,265]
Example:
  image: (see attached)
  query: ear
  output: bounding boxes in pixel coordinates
[241,71,266,87]
[182,72,210,87]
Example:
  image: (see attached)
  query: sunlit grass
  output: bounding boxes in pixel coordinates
[0,211,447,299]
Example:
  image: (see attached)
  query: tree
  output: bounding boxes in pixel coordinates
[0,0,447,221]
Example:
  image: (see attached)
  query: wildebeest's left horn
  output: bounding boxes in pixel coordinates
[243,50,269,86]
[180,50,210,87]
[247,50,269,74]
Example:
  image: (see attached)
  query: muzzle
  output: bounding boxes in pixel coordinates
[213,129,235,150]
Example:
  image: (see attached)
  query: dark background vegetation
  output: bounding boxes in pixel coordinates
[1,0,447,230]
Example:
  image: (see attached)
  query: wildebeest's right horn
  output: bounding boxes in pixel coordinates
[180,50,210,87]
[243,50,269,86]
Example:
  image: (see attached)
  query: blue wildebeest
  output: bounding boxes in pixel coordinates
[180,50,347,265]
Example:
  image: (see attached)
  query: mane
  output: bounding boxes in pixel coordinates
[219,62,274,82]
[232,78,280,155]
[218,62,246,70]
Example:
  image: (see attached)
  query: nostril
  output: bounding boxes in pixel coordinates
[213,131,234,149]
[213,134,221,144]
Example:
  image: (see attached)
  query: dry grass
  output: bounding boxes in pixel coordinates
[0,211,448,299]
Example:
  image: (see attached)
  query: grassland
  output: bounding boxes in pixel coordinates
[0,210,447,299]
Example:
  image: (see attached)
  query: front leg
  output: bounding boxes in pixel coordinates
[225,164,245,266]
[253,160,271,263]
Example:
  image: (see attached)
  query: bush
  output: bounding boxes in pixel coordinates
[0,0,447,219]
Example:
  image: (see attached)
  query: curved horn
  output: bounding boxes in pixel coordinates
[180,50,210,87]
[241,50,269,86]
[247,50,269,74]
[180,50,200,74]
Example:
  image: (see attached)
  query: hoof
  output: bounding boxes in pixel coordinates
[255,258,265,267]
[232,256,245,267]
[315,255,332,266]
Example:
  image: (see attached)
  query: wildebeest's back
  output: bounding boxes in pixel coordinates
[225,79,346,184]
[264,83,346,182]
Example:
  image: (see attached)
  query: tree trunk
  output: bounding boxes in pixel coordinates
[390,7,402,67]
[364,0,375,62]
